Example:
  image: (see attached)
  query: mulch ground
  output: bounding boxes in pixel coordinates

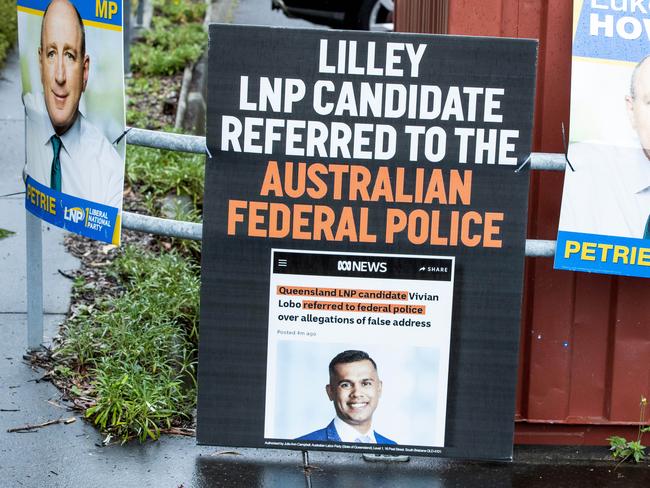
[127,73,184,130]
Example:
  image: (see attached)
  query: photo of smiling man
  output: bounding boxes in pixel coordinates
[18,0,125,244]
[265,341,445,449]
[297,350,396,444]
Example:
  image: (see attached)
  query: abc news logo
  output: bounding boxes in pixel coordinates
[337,260,388,273]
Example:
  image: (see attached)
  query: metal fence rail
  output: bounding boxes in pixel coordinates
[122,128,566,256]
[122,211,203,241]
[530,152,567,171]
[25,128,566,350]
[127,127,207,154]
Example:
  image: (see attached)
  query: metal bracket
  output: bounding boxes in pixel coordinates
[362,453,410,463]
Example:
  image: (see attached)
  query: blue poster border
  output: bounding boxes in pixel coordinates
[554,230,650,279]
[16,0,123,29]
[25,176,121,245]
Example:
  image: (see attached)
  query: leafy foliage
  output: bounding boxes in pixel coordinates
[163,202,203,258]
[131,18,207,76]
[607,397,650,464]
[608,436,645,463]
[55,246,200,442]
[0,0,18,68]
[154,0,206,24]
[126,77,164,129]
[126,144,205,206]
[0,228,15,240]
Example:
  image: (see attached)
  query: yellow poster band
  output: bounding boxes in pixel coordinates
[572,56,636,68]
[111,213,122,246]
[573,0,583,41]
[17,5,123,32]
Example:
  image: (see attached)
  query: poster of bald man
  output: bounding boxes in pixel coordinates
[17,0,125,245]
[555,1,650,278]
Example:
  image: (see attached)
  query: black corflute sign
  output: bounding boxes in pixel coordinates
[198,24,537,461]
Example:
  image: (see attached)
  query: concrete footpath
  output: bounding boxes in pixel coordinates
[1,4,649,486]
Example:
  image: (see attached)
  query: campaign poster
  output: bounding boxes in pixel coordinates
[555,1,650,278]
[198,25,537,460]
[17,0,125,245]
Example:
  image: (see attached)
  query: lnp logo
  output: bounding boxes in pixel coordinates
[64,206,85,224]
[337,260,387,273]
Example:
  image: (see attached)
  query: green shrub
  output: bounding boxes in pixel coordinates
[126,144,205,205]
[56,246,200,441]
[126,107,153,129]
[125,76,168,129]
[607,396,650,464]
[131,19,207,76]
[0,0,18,68]
[154,0,206,24]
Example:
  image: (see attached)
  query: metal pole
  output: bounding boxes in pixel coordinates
[26,211,43,352]
[24,109,44,353]
[362,453,409,463]
[136,0,145,26]
[124,129,572,170]
[126,127,208,154]
[122,211,203,240]
[301,450,310,468]
[525,239,556,258]
[301,450,313,488]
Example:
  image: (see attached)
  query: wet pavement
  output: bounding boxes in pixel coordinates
[191,451,650,488]
[2,0,650,486]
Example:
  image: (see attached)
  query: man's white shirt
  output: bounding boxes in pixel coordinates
[559,141,650,239]
[333,416,377,443]
[24,93,124,209]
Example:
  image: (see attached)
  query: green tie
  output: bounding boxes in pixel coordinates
[50,135,62,191]
[644,214,650,239]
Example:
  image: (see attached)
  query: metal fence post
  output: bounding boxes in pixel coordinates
[26,211,44,352]
[136,0,145,27]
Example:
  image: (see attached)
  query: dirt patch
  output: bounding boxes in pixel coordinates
[126,73,183,130]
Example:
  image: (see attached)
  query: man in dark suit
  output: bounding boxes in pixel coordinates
[297,350,396,444]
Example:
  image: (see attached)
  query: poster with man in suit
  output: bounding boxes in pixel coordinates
[555,1,650,278]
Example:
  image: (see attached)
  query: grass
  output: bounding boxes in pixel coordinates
[154,0,206,24]
[126,77,167,130]
[127,147,204,257]
[126,144,205,206]
[54,246,200,442]
[131,17,207,76]
[0,0,18,68]
[162,202,203,258]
